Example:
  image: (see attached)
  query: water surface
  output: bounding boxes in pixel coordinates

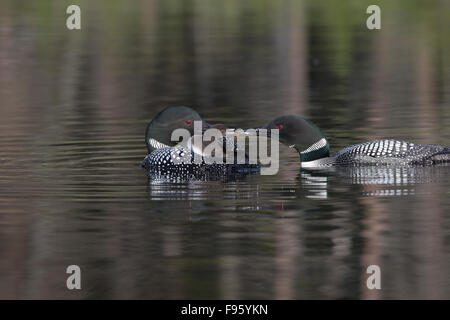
[1,0,450,299]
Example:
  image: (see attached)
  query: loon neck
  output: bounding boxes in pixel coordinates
[299,138,330,162]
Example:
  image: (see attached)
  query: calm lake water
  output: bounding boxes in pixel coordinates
[1,0,450,299]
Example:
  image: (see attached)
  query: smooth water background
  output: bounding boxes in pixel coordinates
[1,0,450,299]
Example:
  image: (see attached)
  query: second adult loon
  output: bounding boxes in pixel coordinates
[141,106,259,179]
[251,115,450,167]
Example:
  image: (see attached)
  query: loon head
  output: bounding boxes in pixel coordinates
[256,115,330,162]
[145,106,208,153]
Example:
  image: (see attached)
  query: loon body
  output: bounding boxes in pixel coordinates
[142,106,259,180]
[141,141,258,180]
[255,115,450,167]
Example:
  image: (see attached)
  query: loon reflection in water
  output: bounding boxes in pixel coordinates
[146,164,449,201]
[300,164,450,199]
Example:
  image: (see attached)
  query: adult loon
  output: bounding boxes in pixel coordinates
[253,115,450,167]
[141,106,259,180]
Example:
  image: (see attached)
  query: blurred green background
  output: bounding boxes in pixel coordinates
[1,0,450,299]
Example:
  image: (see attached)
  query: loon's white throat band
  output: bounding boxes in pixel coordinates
[301,138,327,154]
[300,138,334,168]
[149,138,169,150]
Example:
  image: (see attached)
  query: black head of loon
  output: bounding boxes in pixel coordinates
[145,106,209,153]
[256,115,330,162]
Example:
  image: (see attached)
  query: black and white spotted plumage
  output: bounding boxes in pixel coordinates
[332,139,450,166]
[141,140,260,181]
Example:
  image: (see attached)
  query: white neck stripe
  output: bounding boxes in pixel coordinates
[149,138,169,150]
[301,138,327,154]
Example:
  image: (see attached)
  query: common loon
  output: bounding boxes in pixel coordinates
[253,115,450,167]
[141,106,259,180]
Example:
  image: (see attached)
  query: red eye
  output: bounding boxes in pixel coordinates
[185,121,191,125]
[277,124,283,130]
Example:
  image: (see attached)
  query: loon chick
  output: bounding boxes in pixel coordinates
[254,115,450,167]
[142,106,259,180]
